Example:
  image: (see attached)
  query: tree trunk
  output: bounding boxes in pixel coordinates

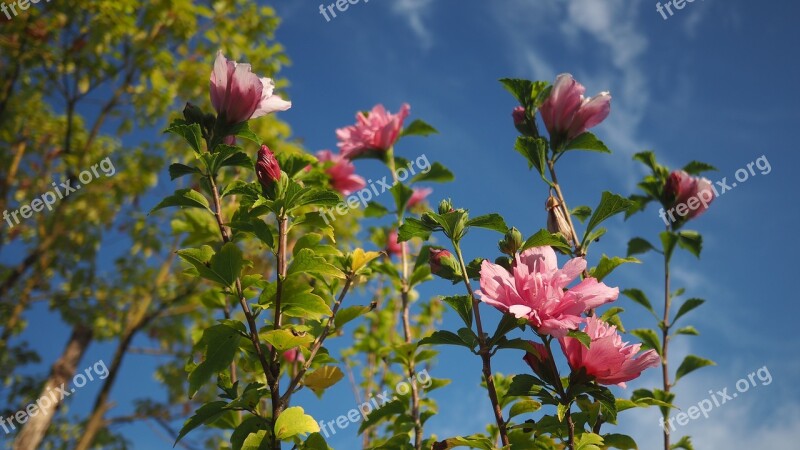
[13,324,92,450]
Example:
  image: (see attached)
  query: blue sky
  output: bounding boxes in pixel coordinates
[7,0,800,448]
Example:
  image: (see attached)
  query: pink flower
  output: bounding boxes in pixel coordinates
[664,170,715,220]
[559,316,660,387]
[282,349,305,363]
[210,51,291,125]
[336,103,410,159]
[256,145,281,189]
[476,246,619,337]
[386,229,402,258]
[407,187,432,208]
[316,150,366,195]
[539,74,611,146]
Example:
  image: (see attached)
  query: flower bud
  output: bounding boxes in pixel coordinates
[546,194,574,246]
[523,341,558,384]
[438,198,454,214]
[183,102,204,125]
[429,248,462,281]
[256,145,281,190]
[498,227,523,256]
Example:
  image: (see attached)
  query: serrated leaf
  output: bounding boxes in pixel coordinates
[166,123,203,154]
[351,248,381,272]
[521,229,573,252]
[364,201,389,218]
[508,399,542,419]
[303,366,344,397]
[397,217,433,242]
[288,248,345,279]
[675,355,715,382]
[418,330,472,348]
[585,192,632,238]
[175,401,227,445]
[674,326,699,336]
[401,119,438,137]
[568,329,592,348]
[188,323,245,398]
[274,406,320,440]
[682,161,717,175]
[565,132,611,153]
[627,237,656,257]
[590,255,640,282]
[151,189,211,213]
[514,136,549,184]
[602,433,638,450]
[442,295,472,328]
[630,329,662,356]
[673,298,704,323]
[210,242,244,287]
[575,432,604,450]
[334,305,372,329]
[466,213,508,233]
[622,289,656,316]
[677,230,703,258]
[281,292,332,320]
[432,435,494,450]
[571,205,592,223]
[410,161,453,184]
[263,329,314,352]
[169,163,202,180]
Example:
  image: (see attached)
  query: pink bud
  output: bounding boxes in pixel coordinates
[386,229,402,258]
[664,170,715,220]
[256,145,281,190]
[539,74,611,147]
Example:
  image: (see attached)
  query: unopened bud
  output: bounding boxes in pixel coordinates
[499,227,523,256]
[429,248,462,281]
[256,145,281,190]
[546,194,574,246]
[438,198,454,214]
[522,341,557,384]
[512,106,538,137]
[183,102,204,125]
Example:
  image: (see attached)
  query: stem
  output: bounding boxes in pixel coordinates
[387,148,423,450]
[547,161,583,256]
[452,244,510,447]
[543,337,574,450]
[661,228,672,450]
[207,175,277,387]
[269,215,289,450]
[281,277,354,402]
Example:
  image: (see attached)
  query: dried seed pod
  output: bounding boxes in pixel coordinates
[546,194,574,246]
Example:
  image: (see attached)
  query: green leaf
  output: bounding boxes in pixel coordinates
[571,205,592,223]
[521,229,573,253]
[675,355,715,383]
[564,132,611,153]
[189,323,245,397]
[239,430,269,450]
[288,248,346,280]
[175,401,227,445]
[432,435,494,450]
[602,433,638,449]
[584,192,633,238]
[363,201,389,218]
[210,242,244,287]
[622,289,656,316]
[300,433,330,450]
[303,366,344,397]
[169,163,202,180]
[630,329,662,356]
[401,119,438,137]
[224,121,261,146]
[334,305,372,329]
[221,151,254,170]
[633,151,660,174]
[231,416,268,450]
[590,255,640,282]
[661,231,679,263]
[397,217,433,242]
[627,238,656,257]
[390,183,414,219]
[274,406,320,440]
[150,189,211,213]
[677,230,703,258]
[508,399,542,419]
[673,298,704,323]
[281,292,333,320]
[506,374,545,397]
[410,162,454,184]
[499,78,534,105]
[671,435,695,450]
[674,326,700,336]
[466,213,508,233]
[418,330,472,349]
[575,432,604,450]
[442,295,472,328]
[514,136,550,184]
[165,123,203,154]
[567,330,592,348]
[263,329,314,352]
[682,161,717,175]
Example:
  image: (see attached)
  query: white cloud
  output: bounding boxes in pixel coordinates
[391,0,434,49]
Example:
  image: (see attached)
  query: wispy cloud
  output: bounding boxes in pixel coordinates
[490,0,651,188]
[391,0,434,49]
